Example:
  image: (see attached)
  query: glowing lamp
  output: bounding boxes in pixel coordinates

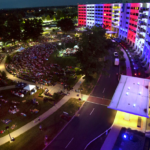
[126,92,129,95]
[137,82,140,85]
[139,92,141,95]
[128,87,130,90]
[135,73,137,76]
[123,135,127,138]
[133,104,136,107]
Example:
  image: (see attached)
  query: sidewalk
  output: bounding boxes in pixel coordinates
[101,125,121,150]
[120,46,132,76]
[0,75,85,145]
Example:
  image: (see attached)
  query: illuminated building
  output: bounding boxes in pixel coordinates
[78,2,150,70]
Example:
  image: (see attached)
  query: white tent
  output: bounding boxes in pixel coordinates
[17,47,25,52]
[24,85,36,91]
[74,45,79,49]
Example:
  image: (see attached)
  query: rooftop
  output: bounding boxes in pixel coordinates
[108,75,149,118]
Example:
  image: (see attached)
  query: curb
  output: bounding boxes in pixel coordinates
[84,125,112,150]
[43,101,85,150]
[90,75,101,95]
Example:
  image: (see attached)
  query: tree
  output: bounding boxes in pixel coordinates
[57,18,74,33]
[6,55,12,63]
[42,15,45,20]
[52,15,56,21]
[1,71,7,79]
[52,93,60,101]
[46,15,50,20]
[75,26,114,79]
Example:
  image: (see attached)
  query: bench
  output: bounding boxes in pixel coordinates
[137,117,141,128]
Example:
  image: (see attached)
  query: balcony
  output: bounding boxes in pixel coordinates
[137,27,146,33]
[138,21,147,26]
[139,8,149,13]
[138,14,148,19]
[138,34,145,39]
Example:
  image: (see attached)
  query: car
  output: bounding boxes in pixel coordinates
[114,52,118,57]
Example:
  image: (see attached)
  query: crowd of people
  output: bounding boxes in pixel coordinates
[5,42,77,87]
[61,36,76,44]
[6,43,57,84]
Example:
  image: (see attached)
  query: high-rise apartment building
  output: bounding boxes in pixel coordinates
[78,3,150,70]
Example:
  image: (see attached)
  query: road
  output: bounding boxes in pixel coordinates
[91,51,119,99]
[45,102,116,150]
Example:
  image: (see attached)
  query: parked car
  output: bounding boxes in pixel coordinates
[114,52,118,57]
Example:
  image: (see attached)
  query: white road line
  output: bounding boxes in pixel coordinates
[65,138,74,149]
[90,108,95,115]
[103,88,105,93]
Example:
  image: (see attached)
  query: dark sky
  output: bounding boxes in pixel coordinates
[0,0,114,9]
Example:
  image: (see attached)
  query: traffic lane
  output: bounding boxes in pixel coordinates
[46,102,116,150]
[67,103,117,150]
[46,102,98,150]
[91,65,119,98]
[105,66,119,99]
[91,74,110,97]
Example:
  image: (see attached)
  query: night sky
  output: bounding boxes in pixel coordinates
[0,0,114,9]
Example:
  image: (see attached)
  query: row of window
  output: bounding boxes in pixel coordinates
[129,23,137,28]
[127,7,139,10]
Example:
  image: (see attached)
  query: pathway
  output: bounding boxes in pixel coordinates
[101,125,122,150]
[120,46,132,76]
[87,96,111,106]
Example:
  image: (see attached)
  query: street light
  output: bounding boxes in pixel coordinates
[5,126,15,142]
[80,88,83,100]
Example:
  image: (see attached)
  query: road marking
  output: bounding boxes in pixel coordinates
[65,138,74,149]
[87,101,108,106]
[103,88,105,93]
[90,108,95,115]
[88,95,111,101]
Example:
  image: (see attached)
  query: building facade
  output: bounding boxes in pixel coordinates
[78,2,150,71]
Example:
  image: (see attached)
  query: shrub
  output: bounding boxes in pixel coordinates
[1,71,7,79]
[52,93,60,101]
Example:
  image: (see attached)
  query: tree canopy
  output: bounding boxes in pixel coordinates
[57,18,74,33]
[76,26,114,79]
[0,17,43,45]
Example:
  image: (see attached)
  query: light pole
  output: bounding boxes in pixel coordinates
[80,88,83,100]
[6,126,15,141]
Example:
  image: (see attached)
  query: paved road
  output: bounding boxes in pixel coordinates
[91,51,119,99]
[45,102,116,150]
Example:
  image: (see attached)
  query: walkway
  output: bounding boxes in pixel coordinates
[0,75,85,145]
[87,96,111,106]
[120,46,132,76]
[101,125,121,150]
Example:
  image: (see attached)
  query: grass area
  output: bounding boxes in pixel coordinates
[47,50,79,68]
[0,89,63,137]
[80,73,100,95]
[0,98,84,150]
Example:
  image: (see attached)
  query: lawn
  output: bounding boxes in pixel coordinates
[46,50,79,68]
[0,89,63,137]
[0,98,84,150]
[80,73,100,95]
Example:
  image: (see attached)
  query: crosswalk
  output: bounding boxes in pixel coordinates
[87,96,111,106]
